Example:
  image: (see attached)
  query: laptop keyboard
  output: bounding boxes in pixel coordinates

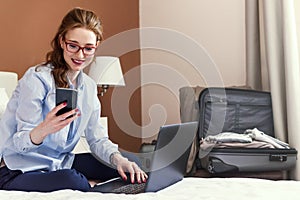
[112,182,146,194]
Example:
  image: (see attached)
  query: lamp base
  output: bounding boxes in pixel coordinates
[99,85,109,96]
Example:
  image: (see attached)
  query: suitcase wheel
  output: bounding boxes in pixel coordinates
[207,157,238,174]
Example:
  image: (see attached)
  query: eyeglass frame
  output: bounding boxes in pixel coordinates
[64,40,97,56]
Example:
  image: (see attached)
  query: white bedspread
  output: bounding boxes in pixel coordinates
[0,177,298,200]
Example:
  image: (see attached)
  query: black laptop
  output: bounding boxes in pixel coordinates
[89,121,198,194]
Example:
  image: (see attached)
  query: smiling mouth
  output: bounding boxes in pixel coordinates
[71,58,85,65]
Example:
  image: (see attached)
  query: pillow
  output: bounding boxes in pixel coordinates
[0,88,9,120]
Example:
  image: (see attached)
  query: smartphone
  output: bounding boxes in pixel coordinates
[55,88,78,116]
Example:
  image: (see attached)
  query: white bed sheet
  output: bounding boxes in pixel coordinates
[0,177,299,200]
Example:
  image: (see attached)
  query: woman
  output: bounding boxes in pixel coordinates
[0,7,147,192]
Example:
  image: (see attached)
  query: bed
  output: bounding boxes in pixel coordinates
[0,177,299,199]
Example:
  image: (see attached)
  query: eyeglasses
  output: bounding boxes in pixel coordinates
[64,41,97,56]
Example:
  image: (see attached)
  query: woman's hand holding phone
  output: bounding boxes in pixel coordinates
[29,102,80,145]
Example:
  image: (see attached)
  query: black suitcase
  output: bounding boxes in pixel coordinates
[198,87,297,174]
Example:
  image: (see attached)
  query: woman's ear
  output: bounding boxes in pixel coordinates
[95,40,100,48]
[59,37,64,49]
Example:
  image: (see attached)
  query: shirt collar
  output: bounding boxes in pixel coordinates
[66,71,84,90]
[76,71,84,91]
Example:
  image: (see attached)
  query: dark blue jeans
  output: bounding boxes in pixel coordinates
[0,153,119,192]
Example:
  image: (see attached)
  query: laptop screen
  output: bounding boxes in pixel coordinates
[144,121,198,192]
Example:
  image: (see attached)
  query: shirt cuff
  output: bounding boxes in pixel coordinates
[109,151,122,168]
[13,131,41,152]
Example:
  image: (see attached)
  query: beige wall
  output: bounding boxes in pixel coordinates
[296,0,300,64]
[139,0,246,141]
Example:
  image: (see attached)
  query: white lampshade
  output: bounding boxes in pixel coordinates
[88,56,125,86]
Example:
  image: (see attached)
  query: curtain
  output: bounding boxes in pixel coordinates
[246,0,300,180]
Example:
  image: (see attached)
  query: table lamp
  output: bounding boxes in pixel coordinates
[87,56,125,96]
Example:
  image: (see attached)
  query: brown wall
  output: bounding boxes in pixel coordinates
[0,0,142,152]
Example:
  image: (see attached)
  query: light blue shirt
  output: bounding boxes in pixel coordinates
[0,64,118,172]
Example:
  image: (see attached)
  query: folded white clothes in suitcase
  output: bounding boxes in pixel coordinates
[201,128,290,150]
[244,128,290,149]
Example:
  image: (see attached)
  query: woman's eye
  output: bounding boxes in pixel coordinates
[84,47,93,52]
[68,44,78,49]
